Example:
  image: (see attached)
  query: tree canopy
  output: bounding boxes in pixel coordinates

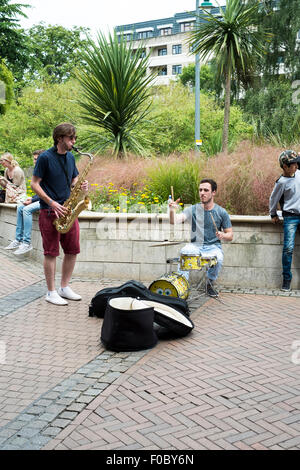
[0,0,30,80]
[258,0,300,80]
[24,23,91,83]
[189,0,271,152]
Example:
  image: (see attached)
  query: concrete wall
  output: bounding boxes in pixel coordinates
[1,203,300,289]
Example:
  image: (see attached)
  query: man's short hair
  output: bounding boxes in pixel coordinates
[199,178,217,192]
[33,149,45,156]
[53,123,76,146]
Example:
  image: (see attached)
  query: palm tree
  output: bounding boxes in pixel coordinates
[76,32,155,158]
[189,0,271,153]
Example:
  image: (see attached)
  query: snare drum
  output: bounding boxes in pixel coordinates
[199,255,217,268]
[180,254,202,271]
[149,272,190,300]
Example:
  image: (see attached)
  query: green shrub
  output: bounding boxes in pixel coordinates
[242,79,300,146]
[0,79,82,165]
[0,60,14,115]
[146,155,203,205]
[145,83,253,156]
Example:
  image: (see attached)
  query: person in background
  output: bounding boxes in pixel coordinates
[169,179,233,298]
[4,150,44,255]
[0,152,26,203]
[269,150,300,292]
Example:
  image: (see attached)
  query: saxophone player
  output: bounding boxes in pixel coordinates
[31,123,89,306]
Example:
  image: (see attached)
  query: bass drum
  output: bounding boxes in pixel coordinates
[149,272,190,300]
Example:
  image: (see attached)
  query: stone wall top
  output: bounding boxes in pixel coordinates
[0,203,272,224]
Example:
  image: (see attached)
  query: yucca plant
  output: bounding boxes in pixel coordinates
[189,0,271,153]
[76,31,155,158]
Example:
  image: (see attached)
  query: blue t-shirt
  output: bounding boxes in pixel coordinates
[183,203,232,245]
[33,146,79,209]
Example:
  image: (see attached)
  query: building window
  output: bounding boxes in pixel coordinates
[181,22,194,32]
[160,28,172,36]
[158,66,167,76]
[137,30,153,40]
[132,49,146,59]
[172,65,182,75]
[158,48,167,56]
[172,44,182,55]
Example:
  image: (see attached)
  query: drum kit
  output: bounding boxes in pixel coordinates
[149,241,218,303]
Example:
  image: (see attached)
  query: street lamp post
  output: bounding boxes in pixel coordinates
[194,1,214,152]
[195,0,201,152]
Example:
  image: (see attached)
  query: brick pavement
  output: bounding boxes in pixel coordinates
[0,247,300,451]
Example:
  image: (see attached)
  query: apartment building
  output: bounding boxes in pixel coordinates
[115,4,220,85]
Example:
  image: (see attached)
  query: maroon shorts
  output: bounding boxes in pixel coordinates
[39,209,80,257]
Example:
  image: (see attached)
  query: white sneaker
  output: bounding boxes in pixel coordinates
[58,286,82,301]
[14,243,33,255]
[46,291,68,306]
[4,240,21,250]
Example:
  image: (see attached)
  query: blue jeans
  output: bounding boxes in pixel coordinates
[15,201,40,244]
[178,243,224,282]
[282,216,300,281]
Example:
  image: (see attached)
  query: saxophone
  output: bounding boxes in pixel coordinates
[53,146,94,234]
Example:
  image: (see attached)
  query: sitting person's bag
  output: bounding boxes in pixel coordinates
[89,280,190,319]
[5,182,26,203]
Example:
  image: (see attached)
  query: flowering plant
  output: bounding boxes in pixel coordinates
[89,182,173,213]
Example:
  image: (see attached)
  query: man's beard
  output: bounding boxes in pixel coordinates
[201,196,212,205]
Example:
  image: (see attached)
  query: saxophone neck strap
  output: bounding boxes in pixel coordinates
[55,152,71,188]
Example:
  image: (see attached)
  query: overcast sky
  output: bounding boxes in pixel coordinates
[18,0,220,36]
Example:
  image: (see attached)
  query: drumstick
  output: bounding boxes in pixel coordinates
[149,241,183,247]
[171,186,174,200]
[210,212,219,233]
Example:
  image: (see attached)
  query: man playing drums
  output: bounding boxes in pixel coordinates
[169,179,233,297]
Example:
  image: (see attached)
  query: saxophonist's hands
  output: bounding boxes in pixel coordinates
[81,180,89,193]
[50,200,69,218]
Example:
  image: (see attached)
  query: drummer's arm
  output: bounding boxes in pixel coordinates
[216,227,233,241]
[169,199,186,225]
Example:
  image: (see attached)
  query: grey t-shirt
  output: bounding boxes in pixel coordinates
[183,203,232,245]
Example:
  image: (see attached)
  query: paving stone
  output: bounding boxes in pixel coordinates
[66,403,86,413]
[51,419,72,429]
[59,411,78,420]
[41,427,64,437]
[1,249,300,451]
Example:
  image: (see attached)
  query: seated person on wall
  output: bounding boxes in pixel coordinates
[4,150,45,255]
[0,153,26,203]
[168,178,233,298]
[269,150,300,292]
